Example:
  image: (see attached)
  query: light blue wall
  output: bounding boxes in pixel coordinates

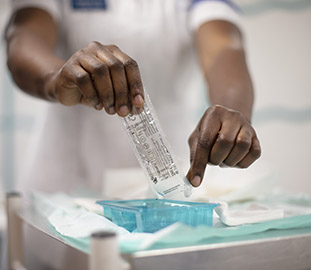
[239,0,311,193]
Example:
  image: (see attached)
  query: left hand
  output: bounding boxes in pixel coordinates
[186,105,261,187]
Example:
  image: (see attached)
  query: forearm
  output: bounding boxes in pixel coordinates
[206,47,253,122]
[6,8,64,101]
[6,8,145,114]
[196,21,254,122]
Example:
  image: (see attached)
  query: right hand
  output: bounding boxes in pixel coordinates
[47,41,144,116]
[186,105,261,187]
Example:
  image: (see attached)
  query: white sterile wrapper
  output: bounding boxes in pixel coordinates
[121,91,192,199]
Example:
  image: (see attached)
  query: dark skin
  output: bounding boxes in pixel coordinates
[6,8,144,116]
[6,8,261,188]
[186,21,261,186]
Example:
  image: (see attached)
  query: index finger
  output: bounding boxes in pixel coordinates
[188,117,221,187]
[107,45,144,109]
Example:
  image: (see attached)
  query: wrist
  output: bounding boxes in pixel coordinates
[43,70,58,101]
[209,103,252,124]
[43,60,64,102]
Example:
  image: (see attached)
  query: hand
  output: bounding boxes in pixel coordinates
[47,42,144,116]
[186,105,261,187]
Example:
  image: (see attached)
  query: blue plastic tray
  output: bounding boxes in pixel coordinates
[96,199,219,233]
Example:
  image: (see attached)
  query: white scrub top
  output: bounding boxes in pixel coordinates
[11,0,241,194]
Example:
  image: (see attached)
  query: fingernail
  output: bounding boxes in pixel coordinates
[135,106,143,114]
[95,103,103,110]
[133,95,144,106]
[119,105,129,116]
[108,106,116,114]
[191,175,201,187]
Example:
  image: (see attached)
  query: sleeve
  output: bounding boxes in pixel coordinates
[11,0,62,23]
[188,0,243,33]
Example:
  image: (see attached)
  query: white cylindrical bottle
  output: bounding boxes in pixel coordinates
[89,231,128,270]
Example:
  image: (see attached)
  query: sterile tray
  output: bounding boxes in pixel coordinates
[96,199,219,232]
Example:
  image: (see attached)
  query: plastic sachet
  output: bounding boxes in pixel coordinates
[121,91,192,199]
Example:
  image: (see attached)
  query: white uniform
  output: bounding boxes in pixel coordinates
[11,0,241,195]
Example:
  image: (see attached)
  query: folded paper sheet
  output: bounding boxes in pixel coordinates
[213,201,284,226]
[32,192,129,238]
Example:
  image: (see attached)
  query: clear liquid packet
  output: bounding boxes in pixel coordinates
[121,91,192,199]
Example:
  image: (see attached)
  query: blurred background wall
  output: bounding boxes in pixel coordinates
[0,0,310,235]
